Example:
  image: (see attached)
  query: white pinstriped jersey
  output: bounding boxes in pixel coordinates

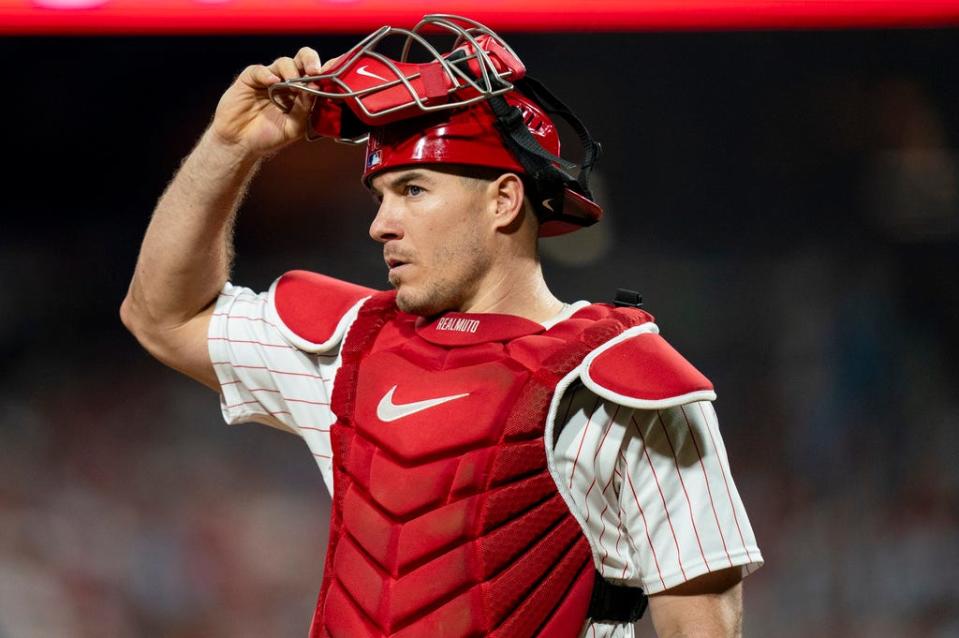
[209,283,763,637]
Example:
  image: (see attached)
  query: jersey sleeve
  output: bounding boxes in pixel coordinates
[552,388,762,595]
[614,400,763,593]
[208,282,353,492]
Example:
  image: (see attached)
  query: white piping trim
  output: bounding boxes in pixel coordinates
[266,277,370,354]
[543,365,606,570]
[580,323,718,409]
[541,299,591,329]
[584,386,718,410]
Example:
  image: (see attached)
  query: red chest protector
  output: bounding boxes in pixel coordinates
[270,272,716,638]
[315,292,650,638]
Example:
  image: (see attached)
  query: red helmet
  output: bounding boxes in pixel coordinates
[363,92,550,183]
[270,14,602,237]
[361,90,601,237]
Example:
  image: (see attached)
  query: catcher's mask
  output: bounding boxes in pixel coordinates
[269,14,603,237]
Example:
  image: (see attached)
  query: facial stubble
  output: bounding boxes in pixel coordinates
[392,230,491,317]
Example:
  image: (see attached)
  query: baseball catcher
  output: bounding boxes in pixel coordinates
[122,15,762,637]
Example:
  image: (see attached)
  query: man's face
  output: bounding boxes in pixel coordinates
[368,166,495,316]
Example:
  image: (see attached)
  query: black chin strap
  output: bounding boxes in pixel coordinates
[484,75,602,224]
[517,76,602,196]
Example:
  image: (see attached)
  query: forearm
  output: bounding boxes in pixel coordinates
[123,128,260,331]
[653,607,742,638]
[648,569,743,638]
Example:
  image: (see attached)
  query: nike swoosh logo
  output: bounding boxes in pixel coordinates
[376,385,470,422]
[356,65,388,82]
[542,198,555,212]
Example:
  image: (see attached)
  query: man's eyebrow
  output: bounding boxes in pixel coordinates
[388,170,432,190]
[369,170,433,201]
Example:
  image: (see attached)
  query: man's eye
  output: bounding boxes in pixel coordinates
[405,185,424,196]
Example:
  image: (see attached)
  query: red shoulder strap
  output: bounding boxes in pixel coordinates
[268,270,376,353]
[581,324,716,409]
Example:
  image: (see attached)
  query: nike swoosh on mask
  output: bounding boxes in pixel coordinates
[356,65,388,82]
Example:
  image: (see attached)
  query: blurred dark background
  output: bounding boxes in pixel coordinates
[2,27,958,637]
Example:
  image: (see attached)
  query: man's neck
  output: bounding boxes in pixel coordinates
[457,260,565,325]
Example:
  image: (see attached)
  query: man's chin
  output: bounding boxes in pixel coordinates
[394,292,430,316]
[394,287,448,317]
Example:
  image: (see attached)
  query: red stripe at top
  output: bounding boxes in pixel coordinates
[4,2,958,35]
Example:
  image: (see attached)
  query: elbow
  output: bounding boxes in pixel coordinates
[119,292,178,369]
[119,294,135,333]
[119,291,146,339]
[119,290,163,354]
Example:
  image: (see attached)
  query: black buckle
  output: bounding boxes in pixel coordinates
[613,289,643,308]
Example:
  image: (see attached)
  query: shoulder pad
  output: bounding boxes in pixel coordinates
[581,324,716,409]
[268,270,376,353]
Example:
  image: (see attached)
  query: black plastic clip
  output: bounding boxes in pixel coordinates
[613,289,643,308]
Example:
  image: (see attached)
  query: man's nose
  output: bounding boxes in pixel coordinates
[369,198,403,243]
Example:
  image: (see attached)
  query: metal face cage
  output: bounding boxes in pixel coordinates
[267,14,526,143]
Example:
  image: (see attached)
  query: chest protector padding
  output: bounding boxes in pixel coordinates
[310,291,651,638]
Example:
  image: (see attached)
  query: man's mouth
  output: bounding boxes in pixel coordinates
[385,257,412,276]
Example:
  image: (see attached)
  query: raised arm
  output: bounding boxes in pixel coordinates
[120,47,329,389]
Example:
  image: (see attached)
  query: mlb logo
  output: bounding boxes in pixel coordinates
[367,150,382,169]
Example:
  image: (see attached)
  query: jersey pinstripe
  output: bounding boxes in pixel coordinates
[209,283,763,637]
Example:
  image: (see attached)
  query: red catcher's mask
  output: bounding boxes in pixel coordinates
[269,14,603,237]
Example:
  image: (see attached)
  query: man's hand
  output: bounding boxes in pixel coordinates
[210,47,338,158]
[647,567,744,637]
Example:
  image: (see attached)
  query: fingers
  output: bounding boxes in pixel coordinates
[274,50,327,114]
[233,48,333,113]
[263,54,310,113]
[318,54,343,74]
[238,47,330,90]
[295,46,323,76]
[238,63,282,90]
[268,56,303,82]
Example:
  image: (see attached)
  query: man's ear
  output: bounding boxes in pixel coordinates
[490,173,526,233]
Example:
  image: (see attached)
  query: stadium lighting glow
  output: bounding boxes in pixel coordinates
[3,0,958,34]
